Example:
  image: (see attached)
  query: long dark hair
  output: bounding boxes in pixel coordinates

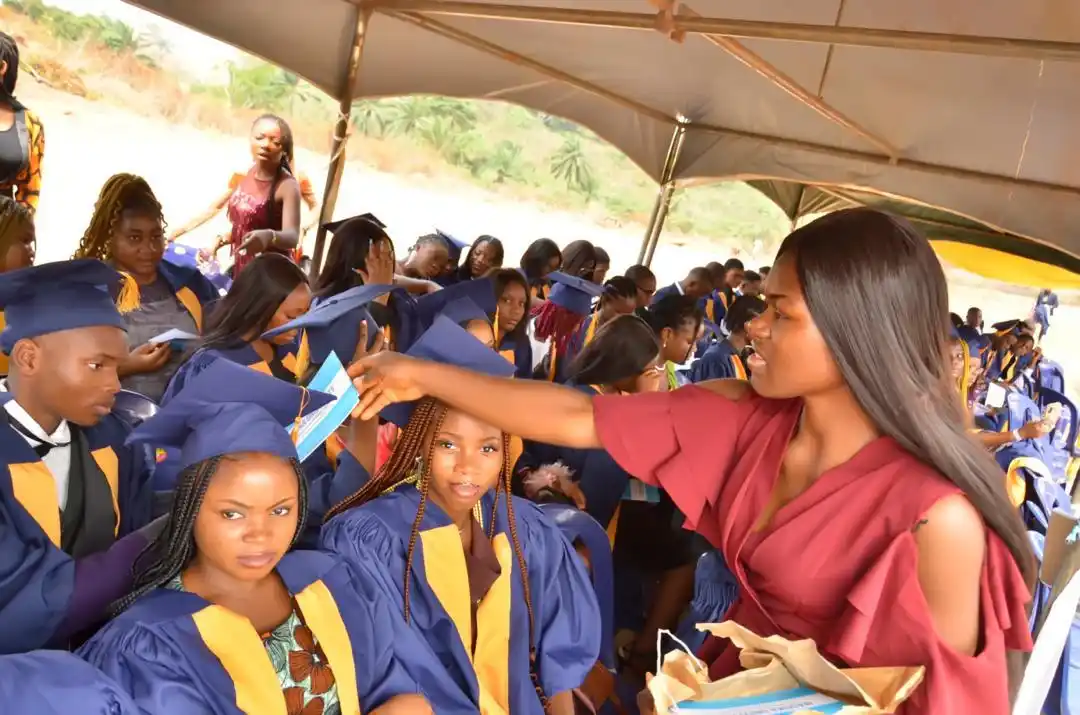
[490,267,531,342]
[457,235,504,281]
[253,114,295,176]
[561,239,598,281]
[0,32,22,109]
[112,454,310,614]
[312,216,393,300]
[520,238,561,284]
[325,398,549,708]
[779,208,1033,582]
[569,314,659,387]
[201,253,308,350]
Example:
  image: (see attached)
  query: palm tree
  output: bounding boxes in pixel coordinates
[487,140,523,183]
[550,137,595,197]
[351,100,389,137]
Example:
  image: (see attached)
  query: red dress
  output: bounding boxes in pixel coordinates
[226,169,296,274]
[593,387,1032,714]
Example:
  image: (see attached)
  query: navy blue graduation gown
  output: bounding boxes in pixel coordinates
[0,650,139,714]
[650,283,680,305]
[688,339,748,383]
[497,334,533,379]
[156,261,220,335]
[321,487,601,714]
[79,551,428,715]
[0,399,153,653]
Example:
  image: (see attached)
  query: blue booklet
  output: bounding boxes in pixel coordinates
[673,687,844,714]
[287,352,359,462]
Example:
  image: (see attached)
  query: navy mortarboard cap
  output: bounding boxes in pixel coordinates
[414,277,497,328]
[548,271,603,316]
[439,296,490,327]
[262,283,394,366]
[437,229,470,257]
[323,213,386,233]
[382,315,515,427]
[127,359,334,472]
[0,259,128,353]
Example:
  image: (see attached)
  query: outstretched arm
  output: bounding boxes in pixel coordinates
[349,353,600,449]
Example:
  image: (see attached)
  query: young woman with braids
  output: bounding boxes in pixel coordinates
[79,360,434,715]
[72,174,219,401]
[169,114,301,275]
[321,316,601,715]
[0,196,35,376]
[347,209,1035,715]
[0,32,44,213]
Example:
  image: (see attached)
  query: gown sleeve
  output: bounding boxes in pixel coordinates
[520,500,602,696]
[299,452,371,548]
[0,651,138,715]
[78,622,218,715]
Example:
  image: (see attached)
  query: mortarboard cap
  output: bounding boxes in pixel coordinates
[413,278,496,328]
[548,271,603,316]
[323,213,386,233]
[382,315,515,427]
[0,259,128,353]
[439,296,490,327]
[262,283,394,366]
[128,359,334,472]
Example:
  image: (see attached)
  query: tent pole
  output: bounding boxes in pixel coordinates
[310,6,373,278]
[637,122,686,266]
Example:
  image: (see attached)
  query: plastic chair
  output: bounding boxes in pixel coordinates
[1039,389,1079,482]
[1039,360,1067,395]
[538,503,616,670]
[1002,450,1072,534]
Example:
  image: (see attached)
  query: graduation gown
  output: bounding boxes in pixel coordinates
[688,340,748,383]
[161,341,302,406]
[321,488,601,715]
[0,400,153,653]
[0,650,139,714]
[79,551,426,715]
[156,261,221,335]
[497,334,533,380]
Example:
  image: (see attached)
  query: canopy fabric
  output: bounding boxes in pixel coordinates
[124,0,1080,275]
[931,241,1080,291]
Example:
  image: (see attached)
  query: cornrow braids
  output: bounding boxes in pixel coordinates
[324,397,549,709]
[73,174,165,261]
[110,454,310,616]
[0,196,32,253]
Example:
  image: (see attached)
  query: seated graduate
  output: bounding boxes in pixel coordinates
[455,234,503,283]
[72,174,219,402]
[0,260,155,654]
[162,253,310,403]
[490,268,533,377]
[623,264,657,311]
[689,295,765,383]
[574,277,638,355]
[79,359,434,715]
[0,196,36,377]
[531,271,604,383]
[519,238,562,304]
[0,650,139,714]
[641,294,703,389]
[650,266,712,307]
[321,317,600,715]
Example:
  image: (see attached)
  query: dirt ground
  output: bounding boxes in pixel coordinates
[19,80,1078,399]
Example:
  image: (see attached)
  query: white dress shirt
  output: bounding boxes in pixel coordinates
[0,381,72,510]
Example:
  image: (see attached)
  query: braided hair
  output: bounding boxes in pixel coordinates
[0,32,22,109]
[111,454,310,615]
[325,398,549,709]
[73,174,165,261]
[253,114,295,176]
[0,195,32,254]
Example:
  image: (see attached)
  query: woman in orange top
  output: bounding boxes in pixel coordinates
[0,33,44,213]
[349,208,1034,715]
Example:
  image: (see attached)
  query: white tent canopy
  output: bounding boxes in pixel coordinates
[124,0,1080,276]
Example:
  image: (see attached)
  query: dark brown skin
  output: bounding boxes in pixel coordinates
[248,283,311,363]
[8,325,127,430]
[468,240,502,278]
[349,254,987,660]
[111,210,172,378]
[0,220,34,272]
[632,275,657,309]
[496,281,527,334]
[399,241,450,280]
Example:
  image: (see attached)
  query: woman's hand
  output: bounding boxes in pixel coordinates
[350,320,387,364]
[237,229,275,257]
[119,343,171,377]
[1018,418,1053,441]
[348,352,427,420]
[358,239,396,286]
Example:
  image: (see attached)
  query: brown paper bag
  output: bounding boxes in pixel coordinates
[647,623,924,714]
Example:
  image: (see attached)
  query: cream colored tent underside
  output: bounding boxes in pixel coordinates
[125,0,1080,272]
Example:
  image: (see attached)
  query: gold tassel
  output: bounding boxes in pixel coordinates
[494,305,501,344]
[114,272,142,314]
[294,331,311,382]
[289,387,310,445]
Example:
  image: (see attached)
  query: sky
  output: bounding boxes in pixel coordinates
[44,0,242,81]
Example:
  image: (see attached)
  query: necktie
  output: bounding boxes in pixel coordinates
[6,416,68,458]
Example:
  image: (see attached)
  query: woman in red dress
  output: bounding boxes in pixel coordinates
[169,114,302,274]
[345,208,1034,714]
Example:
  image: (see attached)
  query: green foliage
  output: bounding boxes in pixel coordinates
[550,137,596,197]
[4,0,157,62]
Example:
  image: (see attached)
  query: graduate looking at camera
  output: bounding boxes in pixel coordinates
[0,259,155,653]
[80,359,435,715]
